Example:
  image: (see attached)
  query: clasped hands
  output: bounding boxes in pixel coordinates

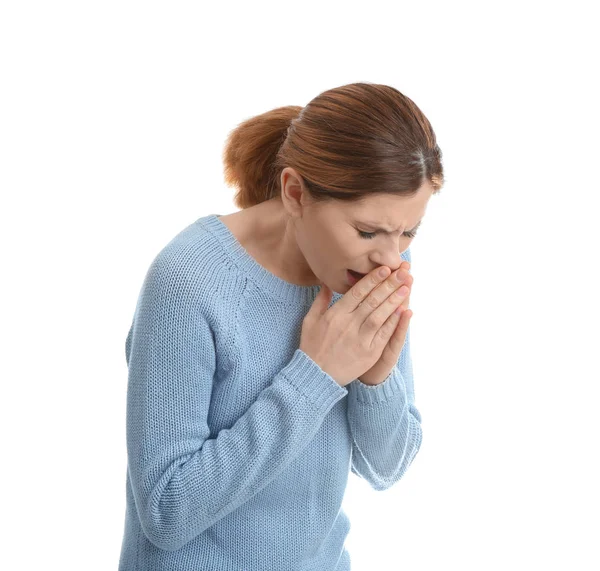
[357,261,413,386]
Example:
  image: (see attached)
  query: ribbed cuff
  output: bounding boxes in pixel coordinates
[350,366,407,405]
[279,349,348,413]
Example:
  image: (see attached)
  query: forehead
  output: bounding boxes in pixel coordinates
[344,190,429,224]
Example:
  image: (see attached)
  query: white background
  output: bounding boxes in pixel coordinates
[1,1,598,569]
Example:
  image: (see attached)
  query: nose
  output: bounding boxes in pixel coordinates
[374,247,406,274]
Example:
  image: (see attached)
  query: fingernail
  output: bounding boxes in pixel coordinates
[379,267,389,277]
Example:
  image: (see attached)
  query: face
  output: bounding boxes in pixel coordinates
[280,167,435,294]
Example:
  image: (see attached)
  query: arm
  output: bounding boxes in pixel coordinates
[346,248,423,491]
[347,323,422,490]
[125,253,347,551]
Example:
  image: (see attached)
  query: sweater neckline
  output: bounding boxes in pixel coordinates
[199,213,341,306]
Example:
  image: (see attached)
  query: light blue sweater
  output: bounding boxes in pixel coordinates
[118,213,422,570]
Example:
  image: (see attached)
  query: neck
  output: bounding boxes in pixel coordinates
[247,198,319,287]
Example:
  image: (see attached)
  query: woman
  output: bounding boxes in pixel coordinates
[118,82,444,570]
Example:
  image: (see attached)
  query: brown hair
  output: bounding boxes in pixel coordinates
[222,82,444,209]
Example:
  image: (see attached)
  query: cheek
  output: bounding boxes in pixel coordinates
[308,226,357,267]
[326,237,353,263]
[337,235,362,260]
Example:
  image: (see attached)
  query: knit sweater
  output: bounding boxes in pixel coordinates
[118,213,422,571]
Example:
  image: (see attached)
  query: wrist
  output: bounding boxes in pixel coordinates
[357,376,385,386]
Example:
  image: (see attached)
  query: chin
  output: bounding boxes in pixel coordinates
[326,281,347,296]
[317,272,349,296]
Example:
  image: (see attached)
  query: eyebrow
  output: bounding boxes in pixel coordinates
[355,219,423,234]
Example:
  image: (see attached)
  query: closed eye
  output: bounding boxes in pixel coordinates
[358,229,417,240]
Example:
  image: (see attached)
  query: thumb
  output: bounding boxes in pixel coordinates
[308,282,332,318]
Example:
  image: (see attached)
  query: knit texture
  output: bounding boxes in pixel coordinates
[118,213,422,571]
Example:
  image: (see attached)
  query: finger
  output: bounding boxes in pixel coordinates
[401,294,410,309]
[387,307,412,355]
[398,275,413,310]
[379,306,408,361]
[361,280,410,344]
[397,262,412,291]
[371,297,410,351]
[354,266,411,319]
[338,266,391,313]
[400,283,412,309]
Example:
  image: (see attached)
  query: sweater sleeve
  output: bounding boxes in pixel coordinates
[346,309,423,491]
[125,254,348,551]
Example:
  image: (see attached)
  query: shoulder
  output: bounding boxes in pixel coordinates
[139,217,236,317]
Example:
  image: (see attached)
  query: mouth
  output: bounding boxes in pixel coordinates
[348,269,367,280]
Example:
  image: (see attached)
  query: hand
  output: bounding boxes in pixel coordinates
[357,261,413,386]
[300,265,412,387]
